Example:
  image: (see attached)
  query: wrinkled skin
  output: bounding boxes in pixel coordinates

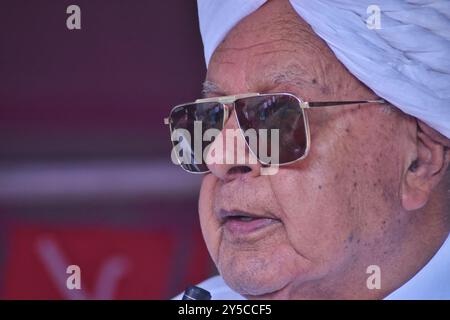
[197,0,450,299]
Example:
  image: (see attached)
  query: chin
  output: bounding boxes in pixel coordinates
[218,252,294,297]
[244,287,293,300]
[222,270,291,298]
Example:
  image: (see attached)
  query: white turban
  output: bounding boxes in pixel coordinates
[197,0,450,139]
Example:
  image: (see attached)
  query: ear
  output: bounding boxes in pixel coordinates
[401,121,450,211]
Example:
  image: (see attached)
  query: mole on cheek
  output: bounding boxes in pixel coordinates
[343,233,354,250]
[348,233,354,242]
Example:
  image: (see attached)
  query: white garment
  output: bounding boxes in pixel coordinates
[175,235,450,300]
[197,0,450,139]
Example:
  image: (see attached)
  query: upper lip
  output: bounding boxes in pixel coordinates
[217,209,278,224]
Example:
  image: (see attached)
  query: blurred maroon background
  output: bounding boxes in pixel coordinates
[0,0,214,299]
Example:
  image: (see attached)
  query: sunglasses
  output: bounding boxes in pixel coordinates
[164,92,385,173]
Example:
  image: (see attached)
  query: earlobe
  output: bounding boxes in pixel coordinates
[402,170,431,211]
[401,128,450,211]
[401,185,427,211]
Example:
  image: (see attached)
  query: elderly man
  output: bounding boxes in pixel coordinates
[169,0,450,299]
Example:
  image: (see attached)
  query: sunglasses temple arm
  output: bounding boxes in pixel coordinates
[306,99,385,108]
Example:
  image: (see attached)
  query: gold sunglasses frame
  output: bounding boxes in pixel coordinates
[164,92,385,174]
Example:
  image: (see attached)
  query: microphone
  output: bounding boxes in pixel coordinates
[182,285,212,300]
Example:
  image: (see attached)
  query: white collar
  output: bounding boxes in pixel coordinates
[385,234,450,300]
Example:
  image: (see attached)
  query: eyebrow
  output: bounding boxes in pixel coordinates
[271,68,312,88]
[201,80,226,98]
[201,65,312,98]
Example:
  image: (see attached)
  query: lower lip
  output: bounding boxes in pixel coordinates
[223,217,279,235]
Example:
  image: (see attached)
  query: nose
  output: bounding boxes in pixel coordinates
[204,110,262,181]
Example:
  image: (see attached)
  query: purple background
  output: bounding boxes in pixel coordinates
[0,0,213,299]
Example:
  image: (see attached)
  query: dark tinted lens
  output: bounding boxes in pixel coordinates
[234,94,307,164]
[169,102,224,172]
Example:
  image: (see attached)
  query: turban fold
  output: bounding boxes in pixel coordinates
[197,0,450,139]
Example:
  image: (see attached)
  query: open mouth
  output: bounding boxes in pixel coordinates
[219,210,281,235]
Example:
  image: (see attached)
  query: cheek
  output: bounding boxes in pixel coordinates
[270,167,356,269]
[269,110,404,268]
[198,174,222,264]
